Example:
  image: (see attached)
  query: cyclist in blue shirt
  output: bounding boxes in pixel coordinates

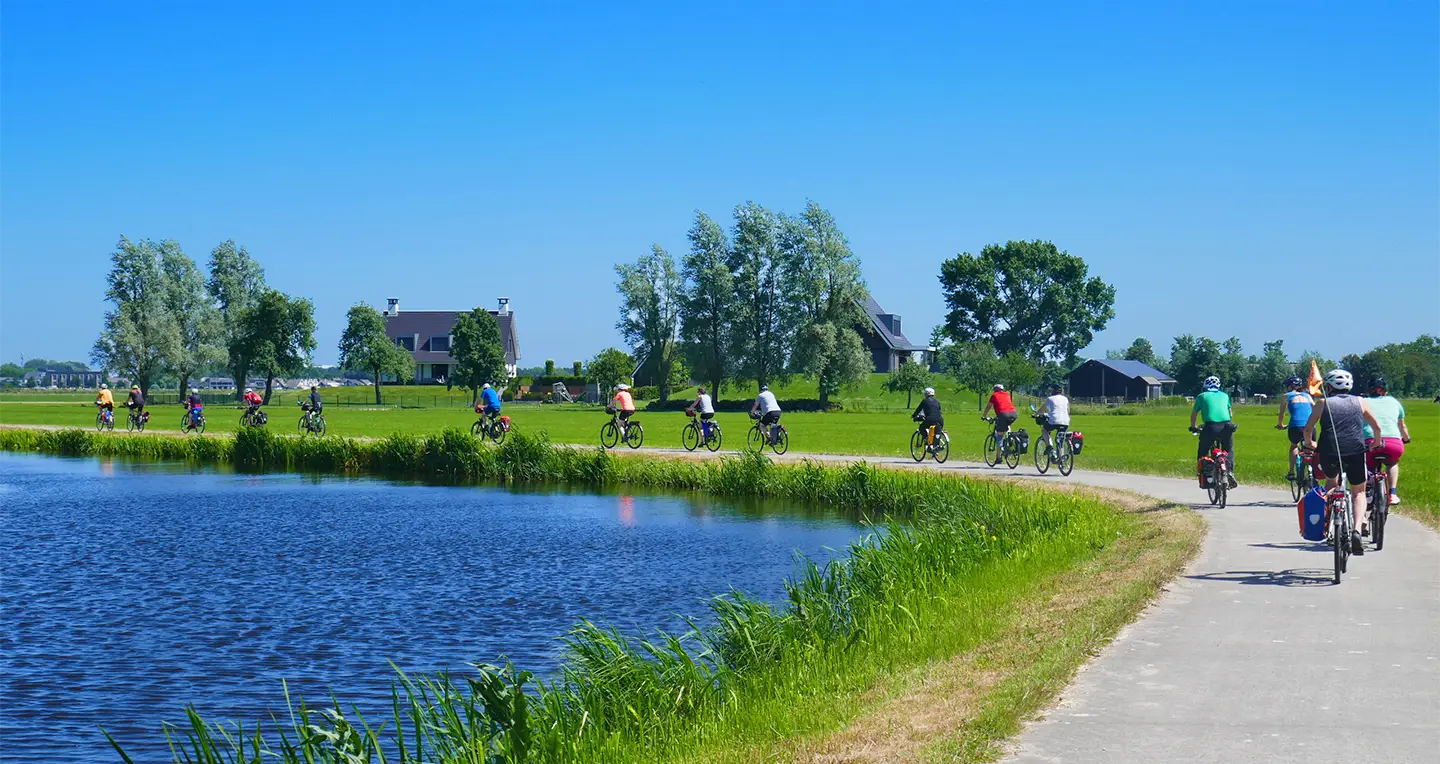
[479,382,502,422]
[1274,375,1313,479]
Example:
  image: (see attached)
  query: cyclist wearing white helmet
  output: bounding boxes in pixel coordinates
[1038,383,1071,454]
[1189,375,1237,488]
[185,386,204,426]
[751,384,782,444]
[478,381,502,421]
[911,386,944,446]
[1303,369,1384,553]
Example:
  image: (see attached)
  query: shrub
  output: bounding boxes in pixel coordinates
[572,360,583,376]
[631,385,659,401]
[545,360,556,376]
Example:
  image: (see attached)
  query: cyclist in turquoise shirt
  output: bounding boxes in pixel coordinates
[1274,376,1313,479]
[1189,376,1237,488]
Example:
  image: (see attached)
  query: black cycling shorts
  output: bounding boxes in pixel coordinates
[619,409,634,421]
[993,411,1017,432]
[699,412,714,421]
[1318,451,1366,487]
[1287,425,1306,445]
[761,411,781,426]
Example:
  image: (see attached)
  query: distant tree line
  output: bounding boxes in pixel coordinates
[91,237,315,401]
[613,201,871,405]
[1105,334,1440,397]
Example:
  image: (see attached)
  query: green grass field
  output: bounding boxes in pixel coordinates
[3,392,1434,526]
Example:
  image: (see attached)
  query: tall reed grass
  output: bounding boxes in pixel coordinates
[2,429,1125,763]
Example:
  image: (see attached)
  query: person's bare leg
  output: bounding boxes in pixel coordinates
[1351,484,1366,534]
[1388,463,1400,501]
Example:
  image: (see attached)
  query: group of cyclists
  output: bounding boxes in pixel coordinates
[94,383,325,430]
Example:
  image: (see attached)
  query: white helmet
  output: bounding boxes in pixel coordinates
[1202,376,1221,391]
[244,387,253,393]
[482,382,491,390]
[617,383,630,390]
[100,383,108,389]
[189,387,198,394]
[1325,369,1353,392]
[923,387,936,396]
[992,384,1004,392]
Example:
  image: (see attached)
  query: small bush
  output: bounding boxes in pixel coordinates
[631,385,659,401]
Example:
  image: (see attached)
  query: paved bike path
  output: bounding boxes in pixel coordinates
[652,448,1440,763]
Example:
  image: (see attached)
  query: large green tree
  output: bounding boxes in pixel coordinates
[939,240,1116,364]
[787,202,871,406]
[1247,340,1293,397]
[1123,337,1166,372]
[1168,334,1224,395]
[158,239,225,395]
[679,211,736,396]
[615,244,684,402]
[940,341,999,411]
[92,237,181,396]
[451,308,507,403]
[587,347,633,398]
[237,289,316,403]
[728,202,793,390]
[338,303,414,404]
[206,240,266,399]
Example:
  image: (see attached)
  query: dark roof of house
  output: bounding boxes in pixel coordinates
[1076,358,1176,383]
[858,296,927,352]
[385,310,520,364]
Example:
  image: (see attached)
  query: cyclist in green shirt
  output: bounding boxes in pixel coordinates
[1189,375,1237,488]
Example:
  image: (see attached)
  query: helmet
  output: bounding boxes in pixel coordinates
[759,384,769,393]
[100,383,108,389]
[1369,376,1388,393]
[1324,369,1353,392]
[189,387,198,394]
[1285,376,1303,388]
[1202,376,1221,391]
[482,382,491,390]
[131,385,139,391]
[244,387,253,393]
[923,387,936,396]
[1047,383,1063,393]
[617,383,629,390]
[992,384,1005,392]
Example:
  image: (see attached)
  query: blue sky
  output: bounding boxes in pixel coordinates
[2,1,1435,368]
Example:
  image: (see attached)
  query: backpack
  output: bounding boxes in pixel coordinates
[1070,431,1084,454]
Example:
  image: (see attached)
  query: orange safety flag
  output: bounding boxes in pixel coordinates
[1306,360,1324,397]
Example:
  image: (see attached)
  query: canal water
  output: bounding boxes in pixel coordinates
[0,453,872,762]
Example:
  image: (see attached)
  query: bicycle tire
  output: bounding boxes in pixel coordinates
[1207,481,1222,506]
[136,416,145,433]
[1057,440,1075,476]
[1217,478,1226,509]
[600,421,619,449]
[472,420,485,438]
[1034,439,1050,474]
[910,430,926,462]
[626,423,644,449]
[490,423,505,444]
[983,433,999,467]
[298,416,308,435]
[683,422,700,452]
[705,425,723,452]
[1003,437,1020,469]
[772,428,789,455]
[747,425,764,452]
[934,434,950,464]
[197,416,207,435]
[1372,507,1386,551]
[128,415,138,433]
[95,413,105,432]
[1289,457,1304,502]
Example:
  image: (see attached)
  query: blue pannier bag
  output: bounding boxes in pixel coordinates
[1298,486,1328,541]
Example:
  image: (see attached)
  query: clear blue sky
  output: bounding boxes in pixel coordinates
[3,1,1436,368]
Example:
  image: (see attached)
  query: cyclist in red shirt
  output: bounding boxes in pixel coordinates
[242,387,263,412]
[981,384,1018,437]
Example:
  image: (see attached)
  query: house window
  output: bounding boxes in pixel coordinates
[429,335,451,352]
[395,336,415,351]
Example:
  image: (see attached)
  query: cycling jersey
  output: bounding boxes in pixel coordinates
[126,391,144,408]
[1192,390,1232,424]
[1363,395,1405,440]
[1284,391,1313,427]
[912,397,943,426]
[614,390,635,412]
[755,390,780,415]
[96,389,114,407]
[988,391,1015,414]
[480,387,502,411]
[1041,394,1070,426]
[243,391,262,406]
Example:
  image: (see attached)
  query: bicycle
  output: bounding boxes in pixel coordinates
[181,408,207,435]
[909,421,949,463]
[297,402,327,436]
[1287,446,1316,502]
[681,411,723,453]
[471,413,511,444]
[746,414,789,455]
[1190,428,1231,508]
[239,406,268,428]
[982,417,1021,470]
[1032,420,1074,476]
[1325,483,1353,584]
[125,407,149,433]
[1365,454,1392,551]
[94,406,115,432]
[600,408,643,449]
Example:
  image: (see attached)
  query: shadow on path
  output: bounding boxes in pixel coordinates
[1248,541,1330,553]
[1185,569,1335,587]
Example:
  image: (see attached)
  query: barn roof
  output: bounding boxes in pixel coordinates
[1079,358,1176,383]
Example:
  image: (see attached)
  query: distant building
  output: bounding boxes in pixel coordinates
[1066,359,1177,401]
[382,297,521,384]
[856,296,929,373]
[22,368,105,388]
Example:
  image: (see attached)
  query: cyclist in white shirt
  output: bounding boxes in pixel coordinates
[686,386,717,441]
[751,384,782,445]
[1039,384,1071,452]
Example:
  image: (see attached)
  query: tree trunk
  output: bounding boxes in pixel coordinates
[178,374,190,398]
[262,375,274,405]
[907,389,913,408]
[373,369,383,405]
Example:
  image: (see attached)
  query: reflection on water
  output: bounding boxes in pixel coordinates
[0,453,869,763]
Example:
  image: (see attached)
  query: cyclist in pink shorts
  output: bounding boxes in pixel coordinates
[1363,376,1411,506]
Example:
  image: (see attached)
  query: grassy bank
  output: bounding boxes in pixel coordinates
[1,428,1197,762]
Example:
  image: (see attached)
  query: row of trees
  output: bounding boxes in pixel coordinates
[615,201,872,405]
[1110,334,1440,397]
[92,237,315,401]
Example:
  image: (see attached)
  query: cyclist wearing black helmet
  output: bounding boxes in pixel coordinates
[1274,375,1313,479]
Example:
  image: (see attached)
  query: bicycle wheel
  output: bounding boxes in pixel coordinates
[772,427,789,455]
[1057,440,1075,476]
[298,416,308,435]
[1003,437,1020,469]
[983,433,999,466]
[626,423,644,449]
[127,415,137,433]
[1372,505,1387,551]
[705,425,723,452]
[471,420,485,438]
[182,415,193,433]
[683,422,700,452]
[934,434,950,464]
[599,421,619,449]
[1207,479,1222,506]
[910,430,926,462]
[747,425,764,452]
[1289,457,1304,502]
[197,416,206,435]
[241,413,250,429]
[1034,439,1050,474]
[490,422,506,444]
[95,412,105,432]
